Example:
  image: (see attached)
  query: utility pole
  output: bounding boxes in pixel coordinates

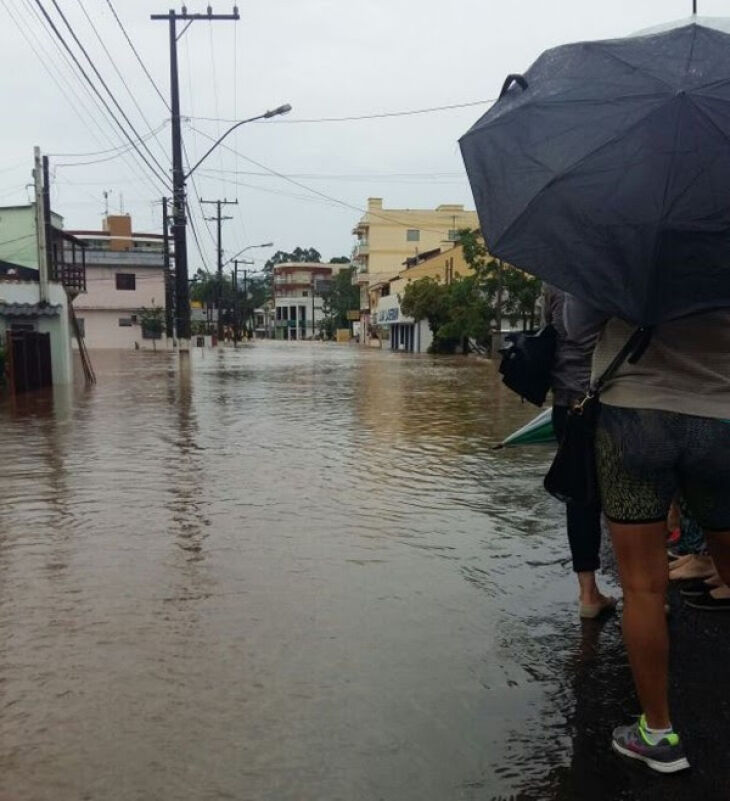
[693,0,697,14]
[162,197,174,341]
[33,147,49,304]
[152,7,239,353]
[231,261,239,345]
[200,197,237,342]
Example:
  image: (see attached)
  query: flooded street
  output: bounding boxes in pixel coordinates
[0,344,722,801]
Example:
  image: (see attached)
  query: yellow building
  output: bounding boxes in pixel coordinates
[351,198,478,343]
[371,243,473,353]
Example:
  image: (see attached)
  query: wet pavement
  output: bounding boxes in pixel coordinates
[0,343,727,801]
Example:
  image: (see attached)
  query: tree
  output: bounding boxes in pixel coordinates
[329,256,350,264]
[263,247,321,276]
[400,277,449,335]
[312,265,359,340]
[139,305,164,351]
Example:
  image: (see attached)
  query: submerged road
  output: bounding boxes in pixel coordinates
[0,344,727,800]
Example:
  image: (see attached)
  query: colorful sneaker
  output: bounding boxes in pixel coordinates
[611,716,690,773]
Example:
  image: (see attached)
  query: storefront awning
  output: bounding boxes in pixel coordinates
[0,302,62,318]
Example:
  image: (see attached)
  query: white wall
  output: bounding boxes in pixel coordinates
[74,309,164,350]
[0,281,73,383]
[73,264,166,349]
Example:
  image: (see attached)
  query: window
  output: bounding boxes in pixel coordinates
[302,290,308,297]
[116,273,136,290]
[406,229,420,242]
[118,317,133,327]
[447,229,458,242]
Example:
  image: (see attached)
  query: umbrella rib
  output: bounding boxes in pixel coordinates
[586,42,676,92]
[491,97,677,255]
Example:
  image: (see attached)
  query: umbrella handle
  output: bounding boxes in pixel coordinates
[499,74,529,100]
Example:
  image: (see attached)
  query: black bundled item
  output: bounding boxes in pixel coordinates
[544,327,653,506]
[498,324,557,407]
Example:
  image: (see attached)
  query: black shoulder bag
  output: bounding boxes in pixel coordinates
[498,325,557,407]
[543,326,653,507]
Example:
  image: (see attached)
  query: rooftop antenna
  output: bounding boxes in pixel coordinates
[103,189,111,216]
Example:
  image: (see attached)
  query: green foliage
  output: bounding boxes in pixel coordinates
[401,275,493,353]
[263,247,321,275]
[139,305,164,338]
[189,269,269,338]
[316,266,359,339]
[400,277,449,332]
[398,229,542,354]
[329,256,350,264]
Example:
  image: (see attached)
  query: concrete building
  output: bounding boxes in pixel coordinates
[0,202,87,388]
[0,278,73,387]
[69,215,168,349]
[0,204,63,269]
[273,262,343,340]
[370,244,472,354]
[351,198,479,343]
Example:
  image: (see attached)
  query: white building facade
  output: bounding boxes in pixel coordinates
[372,292,433,354]
[70,215,167,349]
[273,262,339,341]
[0,279,73,384]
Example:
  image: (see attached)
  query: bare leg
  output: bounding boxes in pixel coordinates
[610,520,671,729]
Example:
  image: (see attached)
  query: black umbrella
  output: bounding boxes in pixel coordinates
[460,18,730,325]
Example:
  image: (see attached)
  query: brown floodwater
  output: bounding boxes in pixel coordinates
[0,343,707,801]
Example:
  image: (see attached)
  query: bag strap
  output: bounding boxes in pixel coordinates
[591,325,653,396]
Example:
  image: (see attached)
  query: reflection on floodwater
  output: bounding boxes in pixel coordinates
[0,344,721,800]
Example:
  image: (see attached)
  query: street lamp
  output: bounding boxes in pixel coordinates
[224,242,273,267]
[184,105,292,179]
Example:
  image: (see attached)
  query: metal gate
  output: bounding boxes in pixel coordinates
[6,330,52,394]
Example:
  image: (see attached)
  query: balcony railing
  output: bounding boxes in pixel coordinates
[53,229,86,295]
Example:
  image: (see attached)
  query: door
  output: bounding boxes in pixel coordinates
[7,330,53,394]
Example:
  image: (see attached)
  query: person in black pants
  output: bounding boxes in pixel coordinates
[543,285,616,618]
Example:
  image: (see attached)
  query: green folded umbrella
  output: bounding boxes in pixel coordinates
[496,409,727,449]
[495,407,555,448]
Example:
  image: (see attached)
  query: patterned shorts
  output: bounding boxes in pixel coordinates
[595,405,730,530]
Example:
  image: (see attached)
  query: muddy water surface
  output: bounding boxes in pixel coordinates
[0,344,709,801]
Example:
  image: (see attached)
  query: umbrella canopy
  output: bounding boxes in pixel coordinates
[495,407,555,448]
[460,18,730,325]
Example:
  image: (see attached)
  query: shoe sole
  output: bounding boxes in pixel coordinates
[612,741,690,773]
[684,600,730,611]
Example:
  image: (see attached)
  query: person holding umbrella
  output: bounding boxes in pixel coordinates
[543,284,616,619]
[564,298,730,774]
[461,16,730,774]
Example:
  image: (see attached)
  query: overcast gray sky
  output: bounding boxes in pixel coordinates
[0,0,720,271]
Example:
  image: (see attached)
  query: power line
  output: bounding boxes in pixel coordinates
[51,121,168,162]
[187,99,495,124]
[46,0,170,183]
[4,0,124,162]
[0,233,36,248]
[15,0,165,200]
[32,0,170,189]
[188,124,469,235]
[73,0,170,167]
[103,0,170,111]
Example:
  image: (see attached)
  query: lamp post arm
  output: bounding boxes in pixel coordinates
[184,104,291,179]
[184,114,265,179]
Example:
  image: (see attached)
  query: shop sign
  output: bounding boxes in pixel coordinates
[377,307,399,324]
